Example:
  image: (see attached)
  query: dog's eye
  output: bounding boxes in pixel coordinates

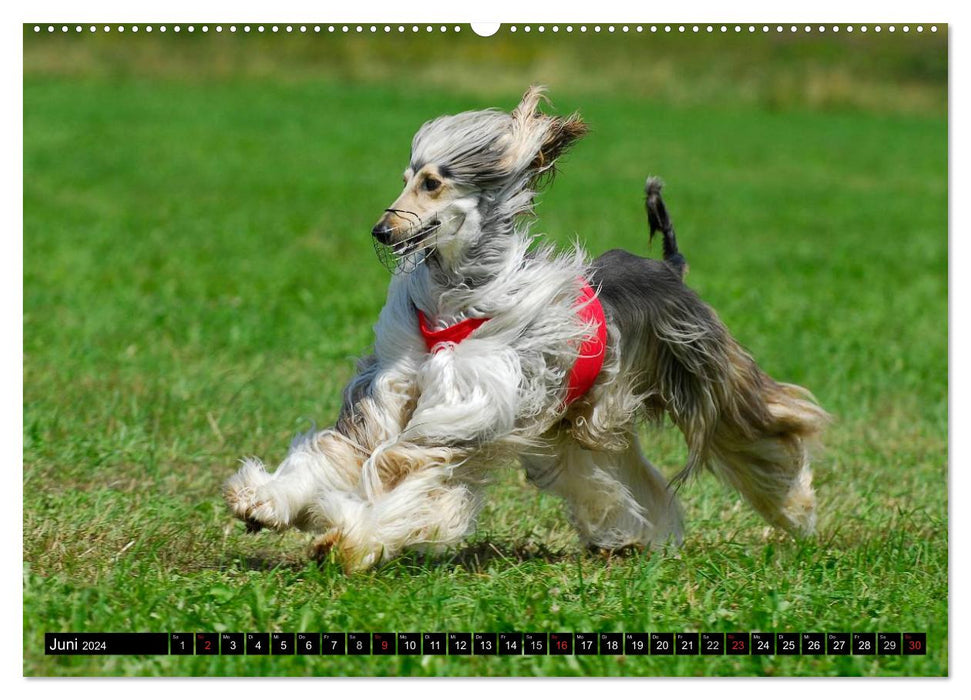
[423,177,442,192]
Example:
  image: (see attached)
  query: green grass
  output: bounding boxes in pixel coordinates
[23,33,947,677]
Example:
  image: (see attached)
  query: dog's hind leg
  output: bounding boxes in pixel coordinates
[657,322,830,537]
[696,374,828,537]
[521,433,683,551]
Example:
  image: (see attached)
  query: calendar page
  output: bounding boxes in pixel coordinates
[23,16,948,679]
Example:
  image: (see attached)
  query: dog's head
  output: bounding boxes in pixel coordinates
[371,85,587,271]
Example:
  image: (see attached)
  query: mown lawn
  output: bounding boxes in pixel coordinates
[23,33,947,677]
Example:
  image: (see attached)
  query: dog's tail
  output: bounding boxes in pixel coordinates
[645,177,688,279]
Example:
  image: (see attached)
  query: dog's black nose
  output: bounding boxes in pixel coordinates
[371,223,393,245]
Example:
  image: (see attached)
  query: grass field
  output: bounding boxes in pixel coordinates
[23,28,947,676]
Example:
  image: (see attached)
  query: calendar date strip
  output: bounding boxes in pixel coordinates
[45,631,927,656]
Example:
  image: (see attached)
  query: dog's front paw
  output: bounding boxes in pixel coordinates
[224,458,290,532]
[309,528,386,573]
[309,529,342,562]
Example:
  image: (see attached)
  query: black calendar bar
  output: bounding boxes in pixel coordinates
[45,633,169,655]
[43,631,927,656]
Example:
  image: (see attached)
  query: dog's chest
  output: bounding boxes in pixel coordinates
[409,284,607,408]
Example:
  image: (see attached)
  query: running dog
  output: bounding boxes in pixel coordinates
[225,86,828,572]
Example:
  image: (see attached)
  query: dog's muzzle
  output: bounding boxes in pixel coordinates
[371,210,440,274]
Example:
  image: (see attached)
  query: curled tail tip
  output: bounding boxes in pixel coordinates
[645,177,666,240]
[645,177,667,238]
[643,175,687,279]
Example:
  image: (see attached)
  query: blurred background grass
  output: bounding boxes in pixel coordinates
[23,24,947,677]
[25,24,946,115]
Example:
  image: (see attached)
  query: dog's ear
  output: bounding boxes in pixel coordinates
[512,85,588,182]
[534,110,587,173]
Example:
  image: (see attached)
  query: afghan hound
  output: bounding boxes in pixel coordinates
[225,86,828,572]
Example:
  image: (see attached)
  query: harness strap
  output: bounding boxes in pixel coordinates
[416,281,607,405]
[416,312,488,349]
[564,282,608,404]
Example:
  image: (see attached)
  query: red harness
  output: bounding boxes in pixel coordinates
[416,282,607,405]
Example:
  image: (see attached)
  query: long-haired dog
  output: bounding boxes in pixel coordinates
[225,86,828,572]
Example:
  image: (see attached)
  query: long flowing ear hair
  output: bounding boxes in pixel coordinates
[509,85,588,190]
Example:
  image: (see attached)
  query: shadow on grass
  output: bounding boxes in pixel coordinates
[217,539,645,577]
[386,539,649,575]
[418,540,575,571]
[216,551,313,574]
